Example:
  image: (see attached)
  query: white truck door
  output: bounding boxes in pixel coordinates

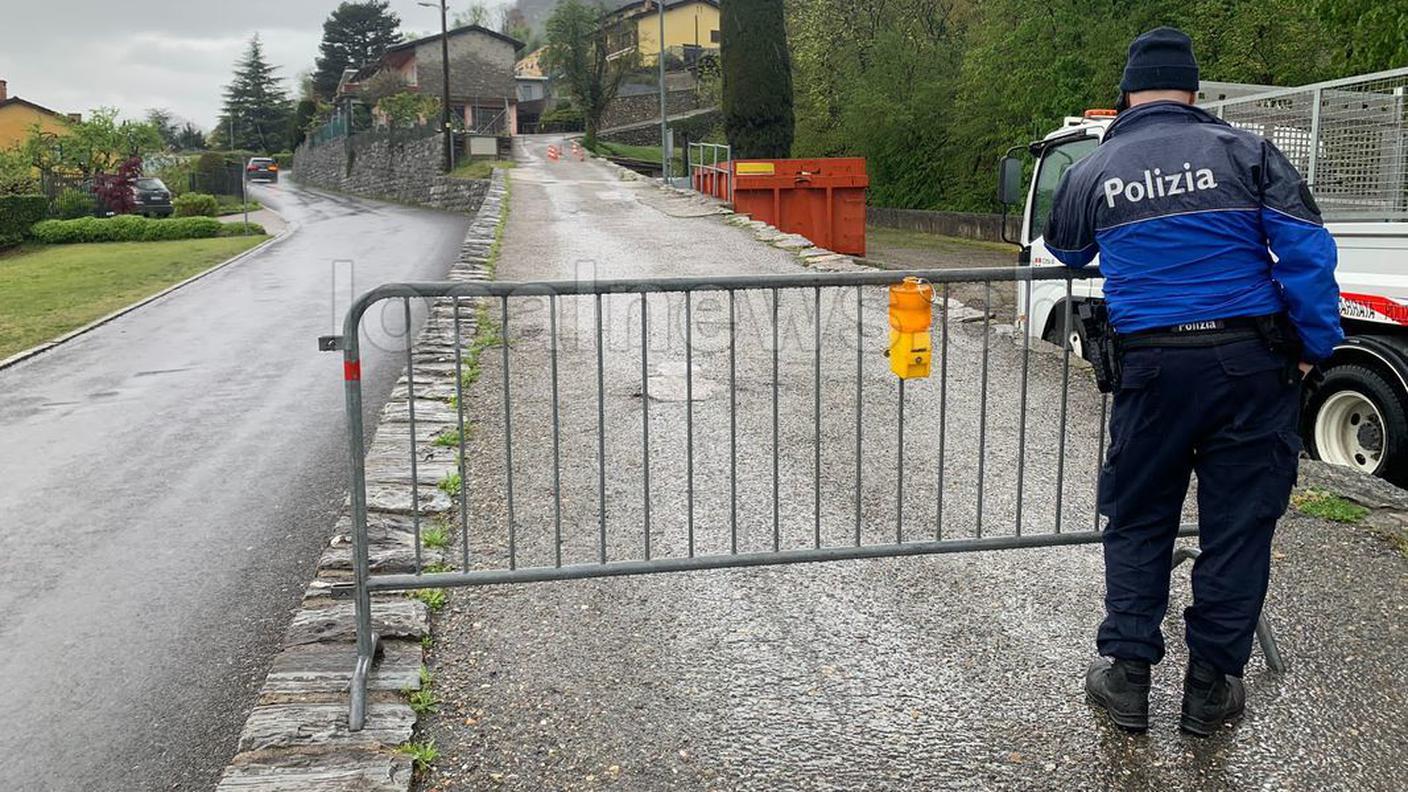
[1022,134,1102,346]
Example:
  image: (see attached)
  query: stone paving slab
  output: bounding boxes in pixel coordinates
[214,167,508,792]
[262,640,424,695]
[363,481,452,515]
[217,751,413,792]
[236,702,416,753]
[320,530,448,575]
[380,399,461,426]
[284,600,429,646]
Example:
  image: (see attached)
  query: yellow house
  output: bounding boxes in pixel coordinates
[0,80,74,150]
[604,0,720,65]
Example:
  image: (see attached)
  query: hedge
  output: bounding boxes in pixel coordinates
[30,215,264,244]
[0,194,49,248]
[173,192,220,217]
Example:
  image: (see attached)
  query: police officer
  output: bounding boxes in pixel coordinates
[1044,27,1341,735]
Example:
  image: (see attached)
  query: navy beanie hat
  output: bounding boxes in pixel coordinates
[1120,26,1199,94]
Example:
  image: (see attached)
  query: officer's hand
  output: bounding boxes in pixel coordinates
[1298,362,1313,379]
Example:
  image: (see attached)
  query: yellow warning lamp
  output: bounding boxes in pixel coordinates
[888,277,935,379]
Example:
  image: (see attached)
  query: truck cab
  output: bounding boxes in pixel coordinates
[1000,72,1408,486]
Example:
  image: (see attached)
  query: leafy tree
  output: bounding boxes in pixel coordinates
[175,122,206,150]
[544,0,637,147]
[453,4,491,27]
[721,0,794,158]
[1316,0,1408,72]
[146,108,180,149]
[93,156,143,215]
[313,1,402,101]
[378,91,442,129]
[501,7,537,50]
[0,147,39,195]
[290,99,319,149]
[21,108,162,177]
[220,34,294,153]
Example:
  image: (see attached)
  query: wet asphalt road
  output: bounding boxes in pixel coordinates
[414,140,1407,790]
[0,178,470,790]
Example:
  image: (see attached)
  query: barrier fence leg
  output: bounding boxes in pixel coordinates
[343,344,381,730]
[1171,546,1286,673]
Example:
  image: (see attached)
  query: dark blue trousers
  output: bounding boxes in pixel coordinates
[1097,339,1300,676]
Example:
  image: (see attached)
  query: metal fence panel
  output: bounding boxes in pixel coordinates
[333,266,1283,730]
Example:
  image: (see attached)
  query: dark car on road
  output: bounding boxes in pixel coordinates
[246,157,279,183]
[132,177,173,217]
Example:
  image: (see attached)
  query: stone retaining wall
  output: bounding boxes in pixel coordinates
[213,169,508,791]
[600,87,704,131]
[292,132,488,213]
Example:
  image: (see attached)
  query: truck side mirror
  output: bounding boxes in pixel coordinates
[997,156,1024,205]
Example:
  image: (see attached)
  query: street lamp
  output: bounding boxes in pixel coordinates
[418,0,454,170]
[658,0,667,181]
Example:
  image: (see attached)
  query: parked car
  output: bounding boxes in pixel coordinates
[245,157,279,183]
[132,177,173,217]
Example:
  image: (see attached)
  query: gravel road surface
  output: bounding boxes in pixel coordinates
[410,139,1406,791]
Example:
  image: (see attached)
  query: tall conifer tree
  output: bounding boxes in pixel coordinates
[721,0,794,159]
[220,35,293,152]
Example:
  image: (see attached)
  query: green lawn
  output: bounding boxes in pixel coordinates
[448,159,515,180]
[587,141,684,171]
[0,236,266,359]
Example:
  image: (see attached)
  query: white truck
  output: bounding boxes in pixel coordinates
[998,67,1408,485]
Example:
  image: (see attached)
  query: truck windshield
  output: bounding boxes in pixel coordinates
[1030,136,1099,243]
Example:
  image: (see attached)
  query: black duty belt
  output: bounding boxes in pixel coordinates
[1118,316,1269,349]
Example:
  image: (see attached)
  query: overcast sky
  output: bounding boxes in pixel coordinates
[0,1,513,129]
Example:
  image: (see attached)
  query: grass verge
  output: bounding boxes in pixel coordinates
[0,236,267,359]
[867,224,1017,254]
[587,140,684,171]
[448,159,515,180]
[1290,488,1370,523]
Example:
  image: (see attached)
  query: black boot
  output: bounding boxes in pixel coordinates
[1085,657,1151,732]
[1180,659,1246,737]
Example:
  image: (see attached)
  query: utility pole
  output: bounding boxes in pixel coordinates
[658,0,667,182]
[420,0,453,170]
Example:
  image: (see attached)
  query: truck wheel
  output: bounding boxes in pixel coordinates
[1304,364,1408,485]
[1044,301,1088,360]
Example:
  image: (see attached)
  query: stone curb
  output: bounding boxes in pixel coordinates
[0,217,295,372]
[213,169,508,791]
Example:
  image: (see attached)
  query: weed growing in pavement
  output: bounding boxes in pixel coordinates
[437,471,461,497]
[397,739,439,773]
[407,687,437,714]
[411,587,446,611]
[433,428,462,447]
[405,666,439,714]
[1291,488,1369,523]
[485,173,510,277]
[421,520,450,549]
[421,634,434,649]
[424,561,454,573]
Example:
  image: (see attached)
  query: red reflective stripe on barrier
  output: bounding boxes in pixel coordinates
[345,361,361,381]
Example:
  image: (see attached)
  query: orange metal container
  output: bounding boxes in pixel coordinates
[728,158,869,256]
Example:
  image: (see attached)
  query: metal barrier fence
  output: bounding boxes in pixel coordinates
[1202,66,1408,221]
[688,141,733,203]
[332,266,1283,730]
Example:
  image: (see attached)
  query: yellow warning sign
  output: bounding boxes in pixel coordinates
[735,162,776,175]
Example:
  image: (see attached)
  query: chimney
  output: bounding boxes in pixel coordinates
[0,80,7,102]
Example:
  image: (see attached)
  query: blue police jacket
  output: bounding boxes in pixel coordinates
[1044,101,1343,362]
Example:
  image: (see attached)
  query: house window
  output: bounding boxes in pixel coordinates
[710,29,720,43]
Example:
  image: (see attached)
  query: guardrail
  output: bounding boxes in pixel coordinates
[688,142,733,203]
